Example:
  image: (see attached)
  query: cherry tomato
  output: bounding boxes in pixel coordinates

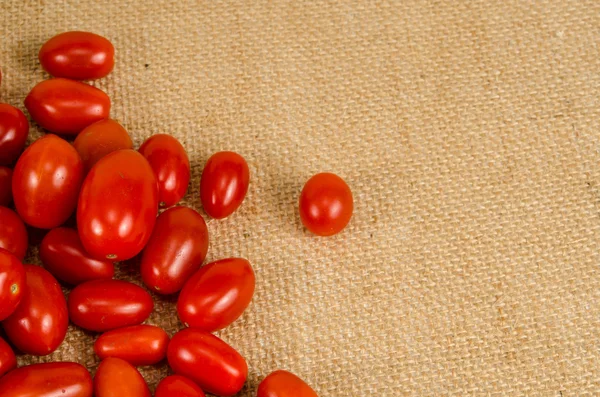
[257,370,319,397]
[24,78,111,136]
[0,337,16,378]
[167,328,247,396]
[3,265,68,356]
[139,134,190,208]
[12,134,84,229]
[177,258,255,332]
[73,119,133,173]
[0,166,12,206]
[0,249,25,321]
[77,149,158,261]
[39,31,114,80]
[200,151,250,219]
[155,375,206,397]
[299,173,353,236]
[68,279,153,332]
[0,206,28,260]
[94,357,150,397]
[141,206,208,295]
[0,104,28,166]
[40,227,114,285]
[0,362,92,397]
[94,324,169,366]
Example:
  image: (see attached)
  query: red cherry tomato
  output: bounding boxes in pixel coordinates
[39,31,114,80]
[0,337,16,378]
[0,104,28,166]
[94,324,169,366]
[257,370,318,397]
[73,119,133,173]
[0,362,92,397]
[0,206,28,260]
[167,328,247,396]
[94,357,150,397]
[299,173,353,236]
[155,375,206,397]
[141,206,209,295]
[3,265,68,356]
[12,134,84,229]
[24,78,111,135]
[200,151,250,219]
[77,149,158,261]
[0,166,12,206]
[68,279,154,332]
[0,249,25,321]
[177,258,255,332]
[138,134,190,208]
[40,227,114,285]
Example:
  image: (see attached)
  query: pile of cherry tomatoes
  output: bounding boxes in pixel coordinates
[0,31,353,397]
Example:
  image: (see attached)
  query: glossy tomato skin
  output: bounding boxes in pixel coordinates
[0,166,12,206]
[73,119,133,173]
[94,324,169,366]
[24,78,111,135]
[40,227,114,285]
[177,258,255,332]
[77,149,158,261]
[299,173,353,236]
[141,206,208,295]
[94,357,150,397]
[0,249,25,321]
[155,375,206,397]
[257,370,319,397]
[0,104,28,166]
[0,206,28,260]
[139,134,190,208]
[167,328,248,396]
[3,265,68,356]
[0,337,16,378]
[68,279,153,332]
[200,151,250,219]
[12,134,84,229]
[0,362,93,397]
[39,31,114,80]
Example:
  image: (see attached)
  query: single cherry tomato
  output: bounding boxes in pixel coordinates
[3,265,68,355]
[177,258,255,332]
[257,370,319,397]
[299,173,353,236]
[12,134,84,229]
[68,279,153,332]
[0,337,16,378]
[40,227,114,285]
[73,119,133,173]
[0,206,28,260]
[94,357,150,397]
[94,324,169,366]
[141,206,209,295]
[77,150,158,261]
[0,104,28,166]
[155,375,206,397]
[0,362,93,397]
[39,31,114,80]
[200,151,250,219]
[0,249,25,321]
[167,328,247,396]
[0,166,12,206]
[139,134,190,208]
[24,78,111,136]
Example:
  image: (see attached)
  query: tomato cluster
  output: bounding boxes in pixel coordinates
[0,30,348,396]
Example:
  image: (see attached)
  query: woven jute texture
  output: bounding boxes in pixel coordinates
[2,0,600,395]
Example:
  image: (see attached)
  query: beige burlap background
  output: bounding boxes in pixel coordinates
[2,0,600,395]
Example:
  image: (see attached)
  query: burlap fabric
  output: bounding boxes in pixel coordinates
[2,1,600,395]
